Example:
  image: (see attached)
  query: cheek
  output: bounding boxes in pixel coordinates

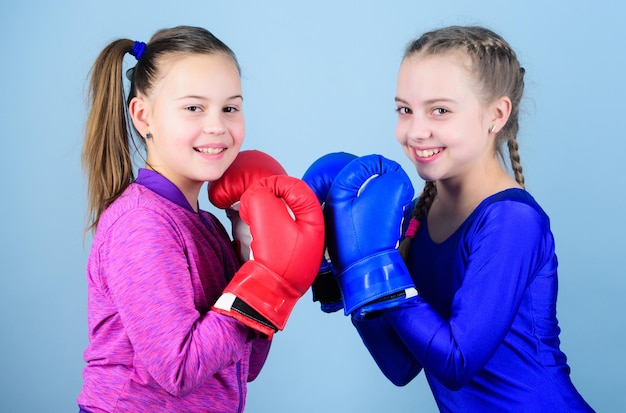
[232,122,246,144]
[395,124,416,164]
[233,122,246,146]
[395,122,406,145]
[403,146,417,166]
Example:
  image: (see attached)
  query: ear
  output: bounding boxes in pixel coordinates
[128,96,150,138]
[490,96,512,133]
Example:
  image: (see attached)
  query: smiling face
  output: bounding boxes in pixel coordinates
[395,53,498,185]
[129,52,245,204]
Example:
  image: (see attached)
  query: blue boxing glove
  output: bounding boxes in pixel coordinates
[325,154,417,316]
[302,152,358,313]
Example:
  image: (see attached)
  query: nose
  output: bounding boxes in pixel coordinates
[397,114,430,144]
[406,115,431,141]
[202,110,227,135]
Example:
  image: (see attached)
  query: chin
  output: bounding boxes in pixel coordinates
[198,167,227,183]
[414,167,436,183]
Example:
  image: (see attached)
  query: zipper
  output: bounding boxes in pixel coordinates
[236,360,244,413]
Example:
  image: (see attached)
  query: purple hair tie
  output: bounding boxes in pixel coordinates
[130,41,146,60]
[405,218,420,239]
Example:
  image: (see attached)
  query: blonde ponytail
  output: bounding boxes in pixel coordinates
[82,39,136,233]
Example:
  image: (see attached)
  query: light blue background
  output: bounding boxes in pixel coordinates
[1,1,623,412]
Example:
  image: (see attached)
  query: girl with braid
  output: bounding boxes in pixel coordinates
[351,26,594,412]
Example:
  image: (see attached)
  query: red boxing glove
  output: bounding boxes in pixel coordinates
[213,175,325,337]
[209,150,287,262]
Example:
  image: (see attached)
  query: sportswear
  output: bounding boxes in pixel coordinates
[353,189,594,412]
[77,169,270,413]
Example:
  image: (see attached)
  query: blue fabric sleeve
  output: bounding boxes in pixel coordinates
[384,200,552,389]
[351,313,422,386]
[348,196,422,386]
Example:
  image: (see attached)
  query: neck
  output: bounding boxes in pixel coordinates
[178,182,202,213]
[435,161,519,215]
[145,164,202,213]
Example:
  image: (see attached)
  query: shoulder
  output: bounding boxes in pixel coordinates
[96,183,188,240]
[475,189,549,226]
[465,189,554,249]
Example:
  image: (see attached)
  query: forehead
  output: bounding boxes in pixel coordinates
[153,53,241,93]
[397,53,478,100]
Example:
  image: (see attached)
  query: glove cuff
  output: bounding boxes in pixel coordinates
[337,249,415,315]
[212,294,276,338]
[222,260,302,331]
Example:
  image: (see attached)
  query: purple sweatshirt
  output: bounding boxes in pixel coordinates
[78,169,271,413]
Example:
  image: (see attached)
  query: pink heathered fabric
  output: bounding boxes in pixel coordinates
[78,182,271,413]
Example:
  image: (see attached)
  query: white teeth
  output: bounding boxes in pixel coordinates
[196,147,224,155]
[416,148,442,158]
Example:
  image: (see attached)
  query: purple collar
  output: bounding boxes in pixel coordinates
[135,168,197,213]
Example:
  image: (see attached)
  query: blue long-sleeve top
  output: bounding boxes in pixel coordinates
[353,189,593,412]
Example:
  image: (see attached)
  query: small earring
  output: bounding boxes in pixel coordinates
[145,133,152,139]
[490,125,496,133]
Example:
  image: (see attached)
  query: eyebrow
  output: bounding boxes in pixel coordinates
[178,94,243,101]
[394,97,456,105]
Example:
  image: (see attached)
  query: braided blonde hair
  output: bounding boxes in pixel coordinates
[398,26,526,261]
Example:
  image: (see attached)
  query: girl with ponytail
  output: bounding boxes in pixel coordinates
[78,26,271,413]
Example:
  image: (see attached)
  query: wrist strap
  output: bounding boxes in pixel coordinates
[214,293,277,332]
[232,297,277,332]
